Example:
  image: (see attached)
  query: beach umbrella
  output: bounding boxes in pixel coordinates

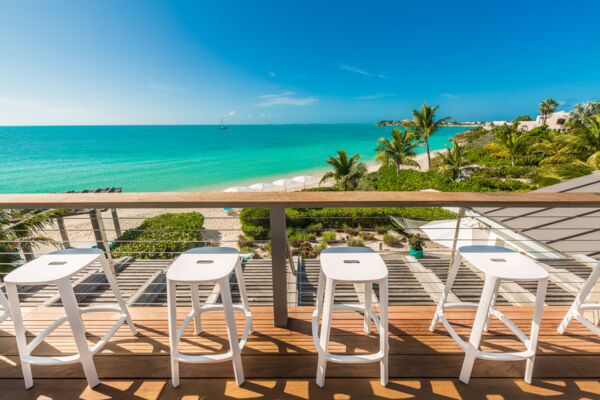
[222,186,250,211]
[292,175,316,188]
[249,182,274,192]
[272,178,294,191]
[420,217,489,250]
[223,186,251,192]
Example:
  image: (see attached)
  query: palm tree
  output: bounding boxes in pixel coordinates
[320,150,367,190]
[374,128,420,174]
[402,104,450,171]
[532,164,592,187]
[533,131,579,165]
[539,98,559,125]
[436,139,473,181]
[0,209,62,266]
[571,114,600,169]
[495,126,528,166]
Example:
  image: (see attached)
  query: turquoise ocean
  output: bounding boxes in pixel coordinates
[0,125,469,193]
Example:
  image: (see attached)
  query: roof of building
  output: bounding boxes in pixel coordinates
[476,173,600,258]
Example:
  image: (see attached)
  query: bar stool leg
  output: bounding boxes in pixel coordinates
[190,284,202,335]
[315,270,326,325]
[379,277,389,386]
[56,278,100,388]
[483,279,501,333]
[525,277,548,384]
[558,262,600,334]
[220,276,245,386]
[459,276,498,384]
[364,282,372,334]
[430,254,462,332]
[234,258,253,333]
[98,255,137,335]
[167,280,180,387]
[316,277,335,388]
[6,283,33,389]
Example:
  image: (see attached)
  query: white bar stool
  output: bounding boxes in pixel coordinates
[313,247,389,388]
[4,248,137,389]
[430,245,548,384]
[166,247,252,388]
[558,258,600,336]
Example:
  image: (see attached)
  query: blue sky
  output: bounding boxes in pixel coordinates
[1,1,599,125]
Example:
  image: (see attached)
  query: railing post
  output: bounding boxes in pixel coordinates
[56,217,71,248]
[111,208,122,237]
[89,210,105,253]
[270,206,288,327]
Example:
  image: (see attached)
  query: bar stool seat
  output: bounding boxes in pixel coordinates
[4,248,137,389]
[313,247,389,388]
[166,247,252,388]
[430,245,549,384]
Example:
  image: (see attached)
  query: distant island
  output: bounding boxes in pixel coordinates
[375,120,483,127]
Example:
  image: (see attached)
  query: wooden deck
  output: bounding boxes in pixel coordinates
[1,306,600,399]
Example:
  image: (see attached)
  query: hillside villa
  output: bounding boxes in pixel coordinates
[518,110,569,132]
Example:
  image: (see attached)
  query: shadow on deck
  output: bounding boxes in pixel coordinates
[0,306,599,399]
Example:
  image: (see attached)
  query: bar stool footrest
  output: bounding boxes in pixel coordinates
[24,305,129,365]
[174,304,252,357]
[437,302,532,358]
[326,351,385,364]
[312,304,381,357]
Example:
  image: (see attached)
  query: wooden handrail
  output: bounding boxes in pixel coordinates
[0,191,599,209]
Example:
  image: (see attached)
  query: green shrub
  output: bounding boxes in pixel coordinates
[321,230,337,243]
[306,222,323,235]
[383,233,400,247]
[359,231,375,240]
[343,224,359,235]
[237,234,253,248]
[112,212,204,259]
[375,225,388,234]
[292,242,318,258]
[259,241,271,253]
[239,246,258,257]
[471,166,536,180]
[288,230,310,247]
[315,240,328,252]
[346,237,365,247]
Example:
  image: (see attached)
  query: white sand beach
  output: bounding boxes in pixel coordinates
[33,151,441,257]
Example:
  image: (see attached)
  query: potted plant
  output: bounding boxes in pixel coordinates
[408,233,424,258]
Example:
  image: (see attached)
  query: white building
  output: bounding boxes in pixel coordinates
[483,120,511,130]
[518,111,569,132]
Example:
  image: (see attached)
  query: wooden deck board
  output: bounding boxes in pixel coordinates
[1,306,600,398]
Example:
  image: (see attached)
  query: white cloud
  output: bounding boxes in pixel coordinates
[257,96,318,107]
[340,64,387,79]
[355,93,396,100]
[340,64,372,76]
[147,83,189,92]
[558,100,567,106]
[0,97,82,113]
[441,93,461,99]
[258,91,296,98]
[268,71,277,77]
[227,111,236,116]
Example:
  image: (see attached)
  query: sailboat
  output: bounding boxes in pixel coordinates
[219,115,227,130]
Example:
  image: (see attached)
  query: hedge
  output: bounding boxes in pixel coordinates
[239,206,456,240]
[112,212,205,259]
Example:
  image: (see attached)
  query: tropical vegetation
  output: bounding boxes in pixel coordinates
[402,103,450,170]
[320,150,367,190]
[112,212,205,259]
[374,128,419,174]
